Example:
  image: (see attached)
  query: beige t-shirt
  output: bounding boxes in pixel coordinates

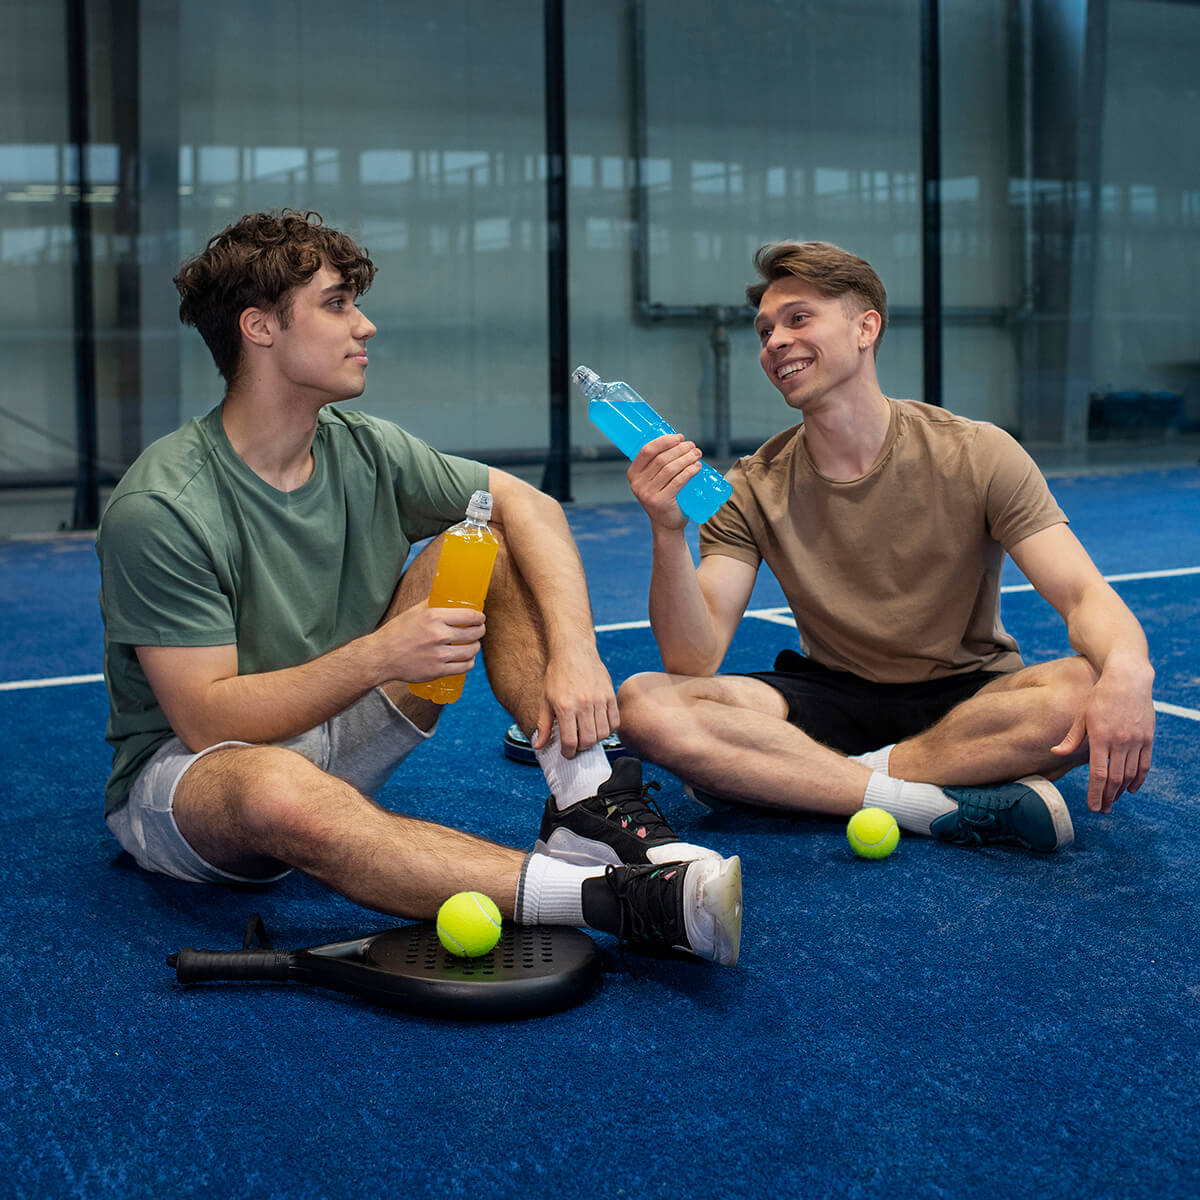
[699,399,1067,683]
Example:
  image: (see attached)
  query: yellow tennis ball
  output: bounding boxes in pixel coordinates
[436,891,502,957]
[847,807,900,859]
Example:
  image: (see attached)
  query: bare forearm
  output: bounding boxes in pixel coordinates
[1067,584,1154,686]
[648,527,723,675]
[176,637,385,750]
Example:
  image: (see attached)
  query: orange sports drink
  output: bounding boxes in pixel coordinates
[408,490,499,704]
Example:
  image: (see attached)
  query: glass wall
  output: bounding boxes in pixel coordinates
[0,1,80,530]
[1092,0,1200,447]
[172,3,549,458]
[1,0,1198,535]
[568,0,924,454]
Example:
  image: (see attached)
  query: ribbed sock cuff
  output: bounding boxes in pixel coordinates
[849,743,895,774]
[534,725,611,809]
[863,772,955,837]
[516,853,604,926]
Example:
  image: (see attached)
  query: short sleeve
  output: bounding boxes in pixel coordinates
[974,424,1068,550]
[339,414,489,543]
[392,442,490,543]
[97,491,236,647]
[698,460,764,568]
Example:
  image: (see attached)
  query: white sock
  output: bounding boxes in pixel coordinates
[533,724,612,809]
[863,771,957,837]
[516,852,605,925]
[850,744,895,774]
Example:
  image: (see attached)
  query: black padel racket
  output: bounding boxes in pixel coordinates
[168,915,602,1020]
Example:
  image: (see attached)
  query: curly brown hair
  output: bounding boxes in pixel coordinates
[746,241,888,356]
[174,210,376,385]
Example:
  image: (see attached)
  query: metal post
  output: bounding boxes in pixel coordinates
[540,0,572,501]
[920,0,944,408]
[67,0,100,527]
[709,313,732,461]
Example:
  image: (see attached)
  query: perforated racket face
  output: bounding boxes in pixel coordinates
[367,923,589,978]
[355,923,602,1019]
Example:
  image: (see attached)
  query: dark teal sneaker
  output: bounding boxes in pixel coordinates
[932,776,1074,853]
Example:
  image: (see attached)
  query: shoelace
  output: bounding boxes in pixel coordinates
[596,779,676,841]
[603,862,683,946]
[944,788,1016,844]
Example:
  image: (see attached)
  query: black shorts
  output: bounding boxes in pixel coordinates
[745,649,1002,756]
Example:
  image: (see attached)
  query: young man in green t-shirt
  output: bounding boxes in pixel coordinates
[96,210,742,967]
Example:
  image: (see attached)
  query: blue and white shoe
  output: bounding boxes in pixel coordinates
[933,776,1074,853]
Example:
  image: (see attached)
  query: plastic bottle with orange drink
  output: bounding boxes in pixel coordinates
[408,489,499,704]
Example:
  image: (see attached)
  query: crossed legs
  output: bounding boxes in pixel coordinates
[615,656,1097,816]
[171,529,556,919]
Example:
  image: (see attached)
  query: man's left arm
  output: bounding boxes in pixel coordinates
[486,467,618,757]
[1008,522,1155,813]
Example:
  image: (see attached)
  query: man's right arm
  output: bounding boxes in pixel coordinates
[137,601,485,752]
[630,435,757,676]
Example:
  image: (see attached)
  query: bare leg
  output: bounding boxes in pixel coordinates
[619,657,1096,814]
[172,745,526,920]
[890,656,1096,785]
[617,671,872,815]
[475,526,550,734]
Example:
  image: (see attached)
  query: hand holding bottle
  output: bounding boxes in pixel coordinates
[571,365,732,525]
[376,601,485,691]
[626,433,706,531]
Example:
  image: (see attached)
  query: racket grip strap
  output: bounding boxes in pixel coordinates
[171,947,293,983]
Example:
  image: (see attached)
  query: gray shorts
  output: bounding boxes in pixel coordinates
[105,687,435,885]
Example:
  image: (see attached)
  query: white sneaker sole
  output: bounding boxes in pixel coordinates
[539,828,721,868]
[681,855,743,967]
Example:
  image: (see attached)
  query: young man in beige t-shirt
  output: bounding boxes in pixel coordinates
[614,241,1155,853]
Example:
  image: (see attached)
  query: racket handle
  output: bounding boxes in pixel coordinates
[169,947,293,983]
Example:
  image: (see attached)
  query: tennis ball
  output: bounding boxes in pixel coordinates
[847,807,900,859]
[436,891,502,957]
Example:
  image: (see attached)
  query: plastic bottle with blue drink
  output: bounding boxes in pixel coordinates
[570,365,733,525]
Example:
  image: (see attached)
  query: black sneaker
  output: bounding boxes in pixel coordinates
[582,857,743,967]
[932,776,1074,853]
[503,723,627,765]
[537,756,721,867]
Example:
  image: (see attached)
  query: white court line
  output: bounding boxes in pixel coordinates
[998,565,1200,594]
[4,565,1200,693]
[0,672,103,691]
[593,619,654,632]
[6,669,1197,722]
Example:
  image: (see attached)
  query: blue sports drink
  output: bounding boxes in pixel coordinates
[570,365,732,525]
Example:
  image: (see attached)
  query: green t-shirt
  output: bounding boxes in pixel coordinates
[96,403,488,816]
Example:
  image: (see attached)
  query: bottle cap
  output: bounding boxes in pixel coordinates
[466,490,493,522]
[570,365,600,394]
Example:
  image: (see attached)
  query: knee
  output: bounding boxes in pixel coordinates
[617,672,678,748]
[617,672,668,718]
[1019,657,1098,754]
[1046,656,1100,715]
[222,746,340,850]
